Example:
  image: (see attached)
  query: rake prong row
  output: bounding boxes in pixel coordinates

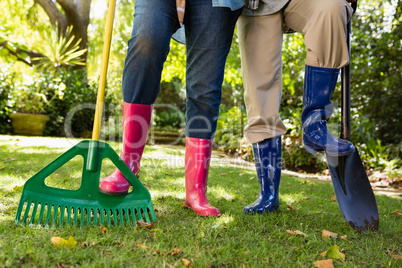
[16,200,155,228]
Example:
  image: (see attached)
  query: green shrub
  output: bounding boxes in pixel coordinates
[0,66,13,134]
[215,106,246,154]
[44,68,115,137]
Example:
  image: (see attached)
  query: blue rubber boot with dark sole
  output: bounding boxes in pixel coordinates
[302,65,355,156]
[244,136,282,214]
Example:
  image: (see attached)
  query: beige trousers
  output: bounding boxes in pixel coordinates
[238,0,353,144]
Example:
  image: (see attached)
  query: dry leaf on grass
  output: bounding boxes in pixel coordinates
[136,220,157,229]
[314,259,333,268]
[287,229,308,237]
[182,258,192,266]
[101,227,107,234]
[51,236,77,249]
[286,205,296,211]
[390,210,402,216]
[322,230,338,239]
[331,195,337,201]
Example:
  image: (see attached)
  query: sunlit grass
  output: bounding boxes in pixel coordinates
[0,135,401,267]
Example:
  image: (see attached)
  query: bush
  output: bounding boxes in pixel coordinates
[215,106,246,154]
[44,68,115,137]
[0,66,13,134]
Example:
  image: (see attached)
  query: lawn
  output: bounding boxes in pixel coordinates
[0,135,401,267]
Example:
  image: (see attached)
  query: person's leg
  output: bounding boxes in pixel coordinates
[100,0,179,194]
[238,13,285,214]
[183,0,242,216]
[238,14,287,144]
[284,0,355,156]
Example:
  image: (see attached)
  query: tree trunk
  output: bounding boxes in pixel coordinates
[35,0,91,62]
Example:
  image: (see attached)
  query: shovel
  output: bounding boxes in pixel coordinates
[326,1,379,232]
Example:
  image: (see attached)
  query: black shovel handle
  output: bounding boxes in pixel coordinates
[341,2,357,141]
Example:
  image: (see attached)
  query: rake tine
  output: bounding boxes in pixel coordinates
[124,209,130,225]
[52,205,59,228]
[106,210,111,226]
[100,209,105,226]
[67,206,72,225]
[59,206,65,227]
[137,208,144,222]
[88,209,93,226]
[37,203,46,226]
[112,209,118,227]
[80,208,85,227]
[21,200,31,225]
[130,208,137,223]
[29,203,39,226]
[94,209,99,226]
[16,201,24,224]
[73,208,78,227]
[45,204,53,227]
[143,208,151,224]
[118,209,124,226]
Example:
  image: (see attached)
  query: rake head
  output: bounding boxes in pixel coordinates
[15,140,157,228]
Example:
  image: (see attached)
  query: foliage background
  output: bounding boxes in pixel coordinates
[0,0,400,176]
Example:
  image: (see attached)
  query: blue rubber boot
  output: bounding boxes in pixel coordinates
[302,65,355,156]
[244,136,282,214]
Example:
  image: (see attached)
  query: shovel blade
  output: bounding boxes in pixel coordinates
[326,148,379,232]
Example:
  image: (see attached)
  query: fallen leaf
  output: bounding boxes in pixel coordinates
[220,173,227,176]
[390,210,402,216]
[0,166,5,170]
[331,196,337,201]
[149,228,161,232]
[340,235,347,240]
[5,157,16,161]
[51,236,77,249]
[182,258,192,266]
[239,173,244,176]
[321,246,345,261]
[286,183,291,186]
[101,227,107,234]
[286,205,296,210]
[314,259,333,268]
[322,230,338,239]
[287,229,308,237]
[390,254,402,260]
[136,220,157,229]
[303,196,310,200]
[172,248,181,255]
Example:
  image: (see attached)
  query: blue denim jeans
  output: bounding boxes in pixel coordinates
[122,0,242,139]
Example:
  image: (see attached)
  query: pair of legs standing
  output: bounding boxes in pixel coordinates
[239,0,355,214]
[100,0,242,216]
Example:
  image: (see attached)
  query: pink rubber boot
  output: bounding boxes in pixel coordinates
[100,102,152,195]
[184,137,221,216]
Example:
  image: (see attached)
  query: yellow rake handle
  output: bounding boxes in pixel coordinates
[92,0,116,141]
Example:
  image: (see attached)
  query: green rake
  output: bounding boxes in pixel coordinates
[15,0,157,228]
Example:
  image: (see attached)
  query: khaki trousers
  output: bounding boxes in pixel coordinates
[238,0,353,144]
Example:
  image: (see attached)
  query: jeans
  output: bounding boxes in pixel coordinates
[122,0,242,140]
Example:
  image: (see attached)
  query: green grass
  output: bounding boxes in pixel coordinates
[0,135,401,267]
